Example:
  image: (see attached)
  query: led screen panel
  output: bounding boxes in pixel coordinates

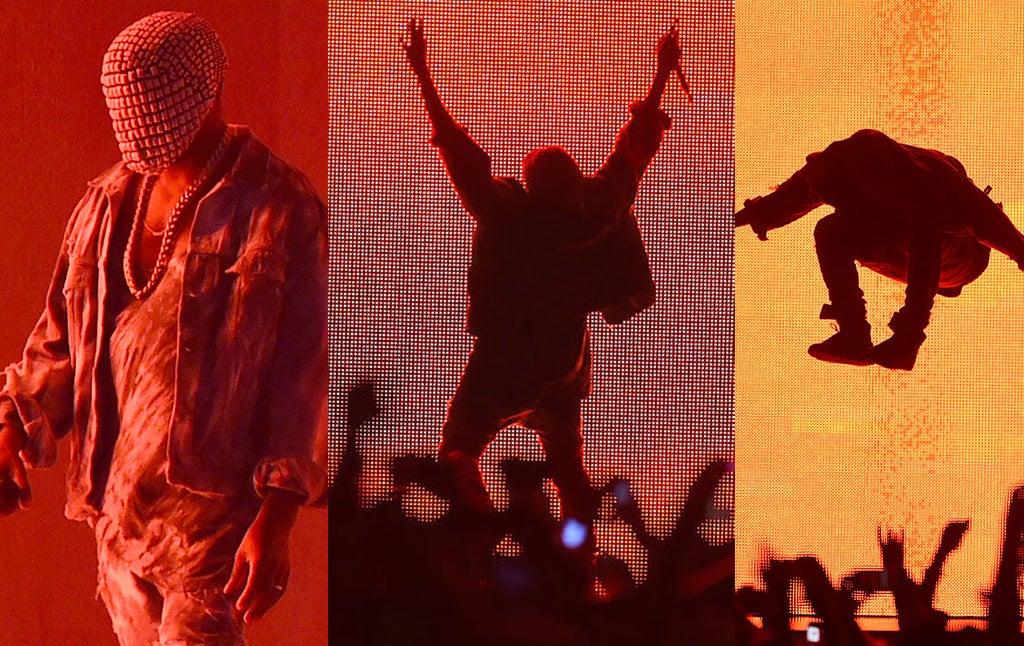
[331,0,735,578]
[736,0,1024,619]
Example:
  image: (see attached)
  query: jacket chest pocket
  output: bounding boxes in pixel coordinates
[183,252,232,298]
[224,247,287,356]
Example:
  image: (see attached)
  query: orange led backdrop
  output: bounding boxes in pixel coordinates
[332,1,735,578]
[736,0,1024,620]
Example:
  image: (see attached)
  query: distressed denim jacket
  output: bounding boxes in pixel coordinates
[1,127,328,520]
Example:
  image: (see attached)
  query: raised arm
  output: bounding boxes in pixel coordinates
[989,486,1024,644]
[401,19,511,222]
[640,23,680,113]
[921,520,968,602]
[592,25,679,208]
[401,18,459,139]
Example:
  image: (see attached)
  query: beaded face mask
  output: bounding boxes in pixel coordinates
[101,12,227,175]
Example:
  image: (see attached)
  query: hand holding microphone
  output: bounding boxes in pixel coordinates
[658,21,693,104]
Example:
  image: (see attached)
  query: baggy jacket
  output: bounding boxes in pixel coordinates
[736,129,1024,319]
[0,126,328,520]
[737,129,1024,266]
[431,101,669,341]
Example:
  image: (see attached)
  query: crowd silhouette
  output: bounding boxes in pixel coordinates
[333,384,1024,645]
[331,382,733,646]
[736,494,1024,645]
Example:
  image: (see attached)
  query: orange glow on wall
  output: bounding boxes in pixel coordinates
[736,0,1024,619]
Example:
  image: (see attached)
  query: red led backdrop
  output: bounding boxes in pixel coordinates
[736,0,1024,621]
[331,1,735,578]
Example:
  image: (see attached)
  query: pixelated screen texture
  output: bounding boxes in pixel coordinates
[736,0,1024,619]
[331,1,734,581]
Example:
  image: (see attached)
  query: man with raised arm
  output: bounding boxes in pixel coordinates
[402,19,680,533]
[0,12,326,644]
[736,129,1024,370]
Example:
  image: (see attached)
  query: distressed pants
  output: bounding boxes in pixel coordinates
[96,539,246,646]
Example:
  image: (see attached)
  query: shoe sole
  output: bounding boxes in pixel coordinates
[807,346,874,366]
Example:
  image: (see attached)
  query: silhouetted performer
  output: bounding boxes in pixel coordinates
[736,129,1024,370]
[401,19,680,525]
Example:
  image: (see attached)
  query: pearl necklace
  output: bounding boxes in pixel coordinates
[124,128,233,299]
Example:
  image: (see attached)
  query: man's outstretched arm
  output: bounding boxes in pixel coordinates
[593,25,680,207]
[734,131,903,240]
[734,170,824,241]
[639,22,680,114]
[586,26,680,325]
[401,19,506,221]
[401,18,459,139]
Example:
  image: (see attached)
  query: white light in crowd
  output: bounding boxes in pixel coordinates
[561,518,588,549]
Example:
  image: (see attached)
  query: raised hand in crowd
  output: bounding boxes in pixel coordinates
[988,486,1024,645]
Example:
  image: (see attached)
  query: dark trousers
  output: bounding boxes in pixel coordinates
[813,210,989,330]
[438,337,593,522]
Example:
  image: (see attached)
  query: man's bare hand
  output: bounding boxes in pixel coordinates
[937,520,969,555]
[657,23,682,76]
[223,490,302,623]
[0,420,31,515]
[400,18,429,79]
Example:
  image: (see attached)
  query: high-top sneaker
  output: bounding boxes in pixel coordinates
[807,303,873,365]
[873,311,927,370]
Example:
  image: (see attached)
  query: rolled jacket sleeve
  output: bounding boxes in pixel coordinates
[736,168,824,241]
[431,121,497,222]
[584,101,670,325]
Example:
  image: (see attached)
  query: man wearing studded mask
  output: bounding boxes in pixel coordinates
[0,12,326,645]
[401,19,679,532]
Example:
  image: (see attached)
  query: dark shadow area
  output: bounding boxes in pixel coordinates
[736,129,1024,371]
[331,381,734,646]
[737,486,1024,645]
